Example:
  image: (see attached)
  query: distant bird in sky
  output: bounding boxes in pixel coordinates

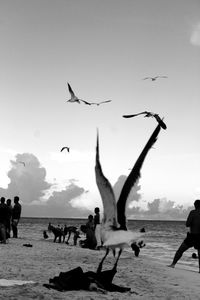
[60,147,70,153]
[95,124,161,272]
[142,76,168,81]
[19,161,25,167]
[67,83,112,106]
[123,111,167,130]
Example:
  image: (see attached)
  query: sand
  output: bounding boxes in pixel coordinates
[0,236,200,300]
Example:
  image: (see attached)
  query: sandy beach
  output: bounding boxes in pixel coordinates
[0,236,200,300]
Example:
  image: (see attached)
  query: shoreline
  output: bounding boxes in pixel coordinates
[0,236,200,299]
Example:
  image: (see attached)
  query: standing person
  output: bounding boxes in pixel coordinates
[94,207,102,250]
[0,197,9,243]
[11,196,22,238]
[168,199,200,273]
[6,199,12,238]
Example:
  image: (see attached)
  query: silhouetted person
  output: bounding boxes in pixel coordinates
[168,199,200,273]
[73,230,81,246]
[6,199,12,238]
[80,215,97,250]
[94,207,101,250]
[0,197,9,243]
[11,196,22,238]
[140,227,145,232]
[43,230,49,239]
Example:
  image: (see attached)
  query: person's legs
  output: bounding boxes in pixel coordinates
[12,220,18,238]
[0,224,6,243]
[168,241,190,268]
[197,249,200,273]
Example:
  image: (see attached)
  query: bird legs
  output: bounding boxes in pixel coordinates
[97,248,110,274]
[97,248,123,275]
[113,249,122,272]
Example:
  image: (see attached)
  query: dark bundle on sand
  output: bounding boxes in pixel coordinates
[43,267,131,293]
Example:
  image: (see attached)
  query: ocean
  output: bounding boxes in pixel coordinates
[18,218,199,273]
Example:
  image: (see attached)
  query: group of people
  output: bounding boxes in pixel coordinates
[0,196,22,243]
[80,207,102,250]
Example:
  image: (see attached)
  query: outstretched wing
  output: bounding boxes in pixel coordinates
[98,100,112,105]
[123,112,147,118]
[95,130,118,229]
[67,83,75,97]
[79,99,92,105]
[117,124,161,229]
[90,100,112,106]
[142,77,152,80]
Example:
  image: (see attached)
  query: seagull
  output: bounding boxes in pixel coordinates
[19,161,25,167]
[143,76,168,81]
[67,83,112,106]
[95,124,161,272]
[123,111,167,130]
[60,147,70,153]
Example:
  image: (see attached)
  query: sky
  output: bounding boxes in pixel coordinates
[0,0,200,219]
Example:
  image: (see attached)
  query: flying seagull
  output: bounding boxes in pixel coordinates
[60,147,70,153]
[19,161,25,167]
[67,83,112,106]
[95,124,161,272]
[123,111,167,130]
[142,76,168,81]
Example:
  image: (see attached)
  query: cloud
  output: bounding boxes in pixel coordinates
[190,23,200,46]
[128,198,193,220]
[0,152,93,218]
[0,153,51,202]
[113,175,141,215]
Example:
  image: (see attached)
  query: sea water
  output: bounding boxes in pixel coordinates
[18,218,199,273]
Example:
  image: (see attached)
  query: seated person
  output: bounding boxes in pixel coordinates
[80,220,97,250]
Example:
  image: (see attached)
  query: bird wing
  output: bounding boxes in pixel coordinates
[98,100,112,105]
[95,130,118,229]
[117,124,161,229]
[88,100,111,106]
[142,77,151,80]
[79,99,92,105]
[61,147,68,152]
[158,76,168,78]
[122,112,147,118]
[67,83,75,97]
[154,115,167,130]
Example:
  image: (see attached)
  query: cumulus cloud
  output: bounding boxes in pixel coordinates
[128,198,193,220]
[113,175,141,215]
[0,153,195,220]
[0,153,93,218]
[0,153,51,202]
[190,23,200,46]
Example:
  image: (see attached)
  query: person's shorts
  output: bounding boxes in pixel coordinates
[184,232,200,250]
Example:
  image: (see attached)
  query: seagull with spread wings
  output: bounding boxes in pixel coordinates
[142,76,168,81]
[123,111,167,130]
[95,124,162,272]
[66,83,112,106]
[60,147,70,153]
